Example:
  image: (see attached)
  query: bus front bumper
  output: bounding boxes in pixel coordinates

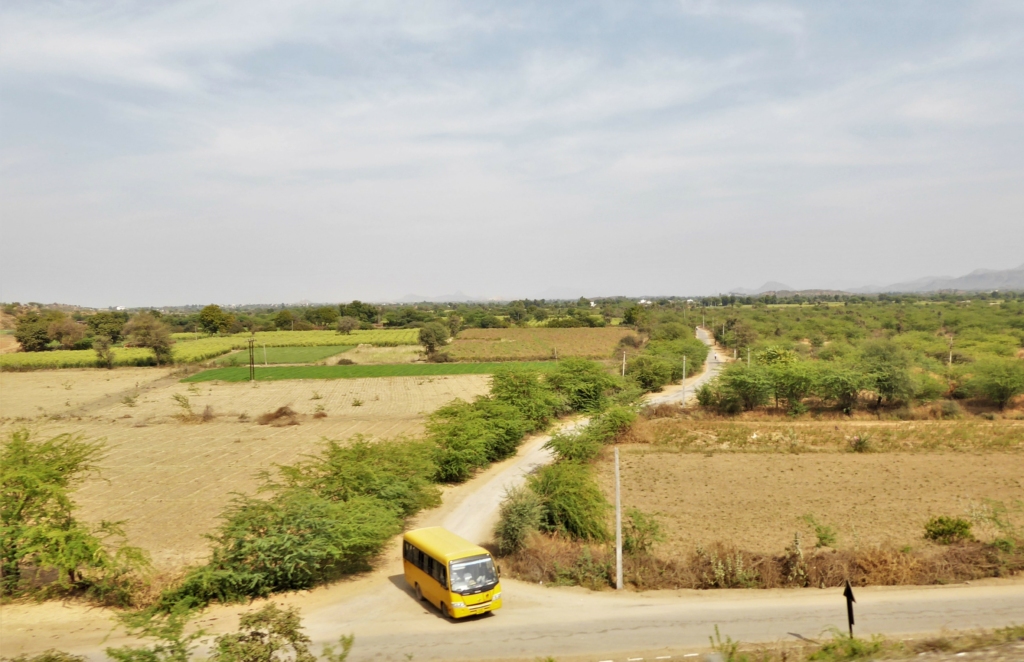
[450,595,502,618]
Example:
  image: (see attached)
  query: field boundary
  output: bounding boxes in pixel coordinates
[182,361,560,382]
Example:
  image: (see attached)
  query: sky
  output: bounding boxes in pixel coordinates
[2,1,1023,307]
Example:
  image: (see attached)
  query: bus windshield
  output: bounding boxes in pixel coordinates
[449,555,497,595]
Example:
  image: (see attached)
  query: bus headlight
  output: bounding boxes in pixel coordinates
[492,592,501,600]
[451,601,465,608]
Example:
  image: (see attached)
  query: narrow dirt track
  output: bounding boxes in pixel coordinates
[4,330,1022,662]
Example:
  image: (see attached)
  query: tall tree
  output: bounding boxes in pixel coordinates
[124,313,175,364]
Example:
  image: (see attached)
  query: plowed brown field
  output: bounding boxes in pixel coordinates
[596,443,1024,557]
[448,327,637,361]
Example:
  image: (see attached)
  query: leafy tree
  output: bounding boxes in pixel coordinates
[446,314,463,337]
[626,354,674,392]
[418,322,449,355]
[338,300,378,324]
[720,365,772,410]
[124,313,175,364]
[1,431,148,596]
[768,362,814,410]
[304,306,339,328]
[490,366,561,428]
[47,318,87,349]
[335,316,359,335]
[814,365,863,411]
[14,311,57,352]
[93,335,115,369]
[273,310,294,330]
[971,358,1024,409]
[756,345,797,366]
[198,305,229,334]
[545,358,620,412]
[860,340,913,406]
[86,312,129,343]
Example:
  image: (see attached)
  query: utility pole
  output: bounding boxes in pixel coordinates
[248,338,256,382]
[622,350,626,377]
[682,355,687,404]
[263,344,268,367]
[614,446,623,590]
[948,335,954,367]
[747,347,751,367]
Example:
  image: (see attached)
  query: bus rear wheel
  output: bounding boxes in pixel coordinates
[414,584,423,602]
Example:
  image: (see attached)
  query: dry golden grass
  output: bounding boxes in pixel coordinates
[343,345,422,364]
[502,533,1024,591]
[0,373,491,570]
[448,327,637,361]
[0,334,20,354]
[623,414,1024,453]
[0,367,175,419]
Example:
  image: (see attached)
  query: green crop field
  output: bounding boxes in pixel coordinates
[0,347,159,370]
[216,345,354,366]
[1,330,415,370]
[182,361,559,382]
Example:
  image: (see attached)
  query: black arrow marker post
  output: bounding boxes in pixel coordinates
[843,580,856,638]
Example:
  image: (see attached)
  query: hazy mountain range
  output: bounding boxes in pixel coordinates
[731,263,1024,296]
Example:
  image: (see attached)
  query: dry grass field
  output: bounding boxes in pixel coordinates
[596,417,1024,559]
[0,334,20,354]
[0,369,491,571]
[448,327,638,361]
[0,367,175,419]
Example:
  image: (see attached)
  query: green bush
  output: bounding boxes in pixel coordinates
[490,366,561,428]
[924,516,974,544]
[494,485,543,555]
[626,354,674,391]
[545,406,636,463]
[545,358,620,413]
[719,365,772,410]
[428,397,532,482]
[271,436,440,517]
[162,492,400,607]
[1,431,148,601]
[623,508,664,555]
[530,462,610,541]
[813,365,863,411]
[970,358,1024,409]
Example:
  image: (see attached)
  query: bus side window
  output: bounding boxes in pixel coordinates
[417,550,426,572]
[436,565,447,587]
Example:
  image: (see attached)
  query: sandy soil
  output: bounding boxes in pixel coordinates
[596,447,1024,555]
[0,373,491,569]
[0,334,20,353]
[0,367,174,419]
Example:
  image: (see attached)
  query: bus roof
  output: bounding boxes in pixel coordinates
[403,527,491,563]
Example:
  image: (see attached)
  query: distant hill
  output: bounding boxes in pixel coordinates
[729,281,794,295]
[856,263,1024,294]
[728,263,1024,297]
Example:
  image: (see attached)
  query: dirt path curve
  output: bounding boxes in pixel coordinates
[5,331,1022,661]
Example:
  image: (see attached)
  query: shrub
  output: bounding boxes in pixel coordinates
[530,462,610,541]
[163,491,401,607]
[1,431,148,601]
[271,437,441,518]
[494,485,543,556]
[418,323,450,356]
[626,354,674,391]
[490,366,561,428]
[970,358,1024,409]
[545,358,619,413]
[719,365,772,410]
[623,508,664,555]
[93,335,115,369]
[801,514,838,548]
[924,516,974,544]
[695,380,742,415]
[428,398,532,481]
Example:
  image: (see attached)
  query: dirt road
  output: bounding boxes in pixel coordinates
[4,330,1023,661]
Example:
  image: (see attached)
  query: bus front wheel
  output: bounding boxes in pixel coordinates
[440,603,451,620]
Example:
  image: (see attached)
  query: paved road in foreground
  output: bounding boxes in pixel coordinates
[4,329,1023,662]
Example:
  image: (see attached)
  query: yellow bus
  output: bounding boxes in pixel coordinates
[402,527,502,619]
